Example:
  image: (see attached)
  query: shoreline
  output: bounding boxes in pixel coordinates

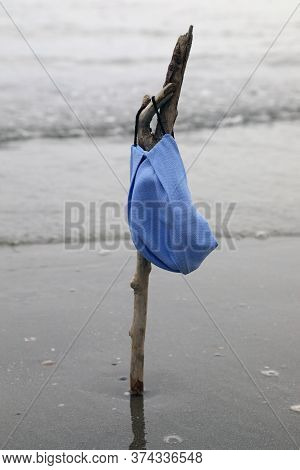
[1,231,300,248]
[1,120,299,246]
[1,117,300,147]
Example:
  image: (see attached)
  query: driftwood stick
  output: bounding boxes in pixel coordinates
[129,253,151,395]
[129,26,193,395]
[138,83,175,150]
[156,25,193,138]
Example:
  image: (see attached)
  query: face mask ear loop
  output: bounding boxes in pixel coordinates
[151,96,166,135]
[134,105,144,147]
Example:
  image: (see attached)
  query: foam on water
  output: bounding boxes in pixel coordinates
[0,0,300,142]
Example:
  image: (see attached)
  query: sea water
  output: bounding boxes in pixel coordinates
[0,0,299,244]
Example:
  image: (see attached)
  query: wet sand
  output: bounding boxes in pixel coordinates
[0,238,300,449]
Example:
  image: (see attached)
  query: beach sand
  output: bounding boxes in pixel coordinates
[1,237,299,449]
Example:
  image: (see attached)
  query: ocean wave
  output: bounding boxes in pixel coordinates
[1,230,300,247]
[1,107,300,144]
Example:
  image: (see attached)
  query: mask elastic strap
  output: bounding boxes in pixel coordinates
[134,97,166,146]
[152,96,166,135]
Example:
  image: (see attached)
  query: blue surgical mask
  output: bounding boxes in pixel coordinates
[128,97,218,275]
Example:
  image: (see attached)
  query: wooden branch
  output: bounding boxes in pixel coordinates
[138,83,175,150]
[129,253,151,395]
[156,25,193,138]
[129,26,193,395]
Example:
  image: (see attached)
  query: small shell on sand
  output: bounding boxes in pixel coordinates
[41,360,56,366]
[163,435,183,444]
[290,405,300,413]
[260,369,279,377]
[97,250,111,256]
[24,337,36,342]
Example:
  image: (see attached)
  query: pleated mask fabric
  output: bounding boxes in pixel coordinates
[127,98,218,275]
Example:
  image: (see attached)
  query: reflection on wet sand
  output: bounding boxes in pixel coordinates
[129,395,147,450]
